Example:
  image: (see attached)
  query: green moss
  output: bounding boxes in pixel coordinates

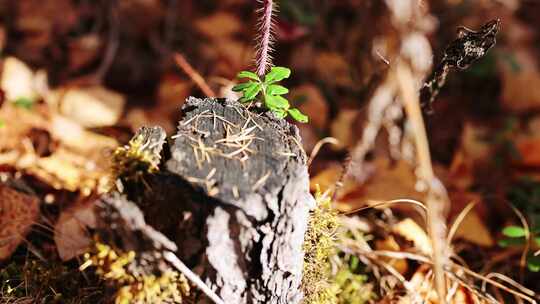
[331,256,374,304]
[81,239,191,304]
[302,186,339,304]
[302,186,376,304]
[111,134,161,185]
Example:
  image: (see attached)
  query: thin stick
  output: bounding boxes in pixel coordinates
[163,251,225,304]
[395,62,449,302]
[174,53,216,98]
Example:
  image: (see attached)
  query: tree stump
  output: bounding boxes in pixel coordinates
[132,97,315,303]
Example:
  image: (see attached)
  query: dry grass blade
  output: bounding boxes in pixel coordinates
[509,205,531,281]
[447,202,476,246]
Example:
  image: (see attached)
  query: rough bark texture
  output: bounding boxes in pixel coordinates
[142,97,315,304]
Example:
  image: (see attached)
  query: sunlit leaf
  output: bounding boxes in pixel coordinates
[237,71,260,81]
[502,226,526,238]
[242,83,262,101]
[265,67,291,84]
[266,84,289,95]
[232,81,257,92]
[265,95,289,110]
[288,108,309,123]
[272,108,288,119]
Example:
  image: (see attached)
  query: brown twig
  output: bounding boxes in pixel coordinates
[173,53,216,98]
[395,62,449,302]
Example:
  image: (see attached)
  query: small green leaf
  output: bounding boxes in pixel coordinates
[288,108,309,123]
[527,255,540,272]
[498,237,525,247]
[264,67,291,84]
[272,108,288,119]
[241,83,262,101]
[535,236,540,247]
[13,97,34,110]
[266,84,289,96]
[265,94,290,110]
[502,226,527,238]
[237,71,260,81]
[232,81,256,92]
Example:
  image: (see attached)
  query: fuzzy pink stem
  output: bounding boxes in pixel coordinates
[256,0,274,77]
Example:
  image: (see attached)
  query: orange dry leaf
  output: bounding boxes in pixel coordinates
[330,109,360,149]
[375,235,408,275]
[0,184,40,260]
[315,52,355,87]
[290,84,329,129]
[515,137,540,167]
[452,208,494,247]
[195,12,242,39]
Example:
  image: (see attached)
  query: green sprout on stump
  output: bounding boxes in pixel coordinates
[232,67,309,123]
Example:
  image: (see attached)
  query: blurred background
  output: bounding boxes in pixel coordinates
[1,0,540,299]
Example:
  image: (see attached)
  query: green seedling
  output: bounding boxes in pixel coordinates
[232,67,308,123]
[499,225,540,272]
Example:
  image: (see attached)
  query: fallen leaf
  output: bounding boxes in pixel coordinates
[515,137,540,167]
[55,198,97,261]
[195,12,242,39]
[452,208,494,247]
[52,86,125,128]
[375,235,408,274]
[290,84,329,129]
[0,184,40,260]
[330,109,360,149]
[50,115,118,153]
[393,218,432,256]
[1,57,38,102]
[310,163,358,202]
[315,52,355,87]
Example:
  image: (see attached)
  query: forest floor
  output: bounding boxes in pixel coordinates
[1,1,540,303]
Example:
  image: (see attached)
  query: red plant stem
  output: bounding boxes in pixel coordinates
[256,0,274,77]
